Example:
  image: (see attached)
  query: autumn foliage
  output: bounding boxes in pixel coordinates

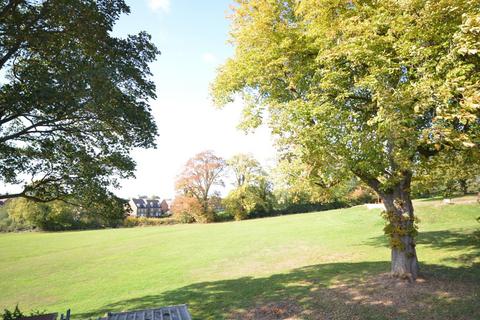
[171,196,205,223]
[173,151,226,223]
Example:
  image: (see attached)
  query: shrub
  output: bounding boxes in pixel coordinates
[214,211,234,222]
[223,184,274,221]
[171,196,211,223]
[347,187,378,205]
[2,305,23,320]
[123,216,177,227]
[2,305,45,320]
[173,211,196,224]
[1,197,127,232]
[273,201,348,215]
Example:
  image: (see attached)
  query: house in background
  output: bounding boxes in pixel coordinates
[128,198,170,218]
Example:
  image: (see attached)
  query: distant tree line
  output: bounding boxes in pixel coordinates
[0,196,126,232]
[1,149,477,232]
[171,150,478,224]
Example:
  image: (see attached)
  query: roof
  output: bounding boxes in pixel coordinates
[100,305,191,320]
[19,314,57,320]
[131,198,162,209]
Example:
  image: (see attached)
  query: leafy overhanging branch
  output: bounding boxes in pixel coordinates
[0,0,159,202]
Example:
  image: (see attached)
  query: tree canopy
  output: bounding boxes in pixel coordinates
[0,0,159,203]
[212,0,480,279]
[228,153,263,188]
[224,153,273,220]
[175,150,226,222]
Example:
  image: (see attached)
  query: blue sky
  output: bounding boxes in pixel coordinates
[113,0,276,199]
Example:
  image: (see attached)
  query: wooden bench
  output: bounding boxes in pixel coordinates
[99,305,192,320]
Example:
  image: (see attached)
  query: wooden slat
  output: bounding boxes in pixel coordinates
[106,305,191,320]
[184,305,192,320]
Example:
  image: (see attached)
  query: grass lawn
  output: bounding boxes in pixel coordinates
[0,196,479,319]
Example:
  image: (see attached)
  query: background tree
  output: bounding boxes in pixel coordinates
[212,0,480,279]
[0,0,159,204]
[175,151,226,222]
[271,152,349,205]
[413,153,480,198]
[228,153,263,188]
[2,196,126,231]
[223,186,260,220]
[170,195,203,223]
[271,153,376,213]
[224,153,273,220]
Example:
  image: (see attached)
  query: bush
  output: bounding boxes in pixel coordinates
[273,201,348,215]
[2,305,45,320]
[123,216,177,227]
[171,196,212,223]
[173,211,196,224]
[1,197,127,232]
[2,305,23,320]
[223,184,274,221]
[0,206,13,232]
[347,187,378,205]
[214,211,234,222]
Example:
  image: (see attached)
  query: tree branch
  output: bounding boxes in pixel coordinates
[351,169,383,194]
[0,42,22,69]
[0,0,23,20]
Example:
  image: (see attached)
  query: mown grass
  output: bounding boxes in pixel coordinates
[0,196,478,319]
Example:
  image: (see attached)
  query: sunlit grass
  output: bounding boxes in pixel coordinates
[0,197,478,319]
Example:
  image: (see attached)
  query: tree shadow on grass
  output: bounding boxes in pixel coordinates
[364,229,480,266]
[79,261,480,320]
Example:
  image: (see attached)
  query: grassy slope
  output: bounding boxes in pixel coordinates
[0,197,478,319]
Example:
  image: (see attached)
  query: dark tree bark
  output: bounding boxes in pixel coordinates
[458,179,468,195]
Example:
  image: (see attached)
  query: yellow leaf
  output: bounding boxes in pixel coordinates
[462,142,476,147]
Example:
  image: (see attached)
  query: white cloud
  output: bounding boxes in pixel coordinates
[148,0,170,13]
[202,52,217,64]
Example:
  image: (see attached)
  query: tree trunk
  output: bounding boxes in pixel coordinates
[458,179,468,195]
[380,175,419,281]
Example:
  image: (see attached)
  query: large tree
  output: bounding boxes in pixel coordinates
[175,151,226,222]
[212,0,480,279]
[0,0,159,203]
